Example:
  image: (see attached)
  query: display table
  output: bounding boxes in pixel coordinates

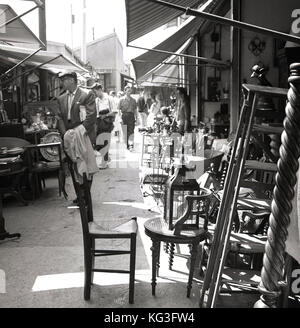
[0,137,31,241]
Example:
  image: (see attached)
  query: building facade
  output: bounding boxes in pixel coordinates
[75,32,134,92]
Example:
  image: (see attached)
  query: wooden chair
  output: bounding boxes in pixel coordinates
[67,160,138,304]
[25,141,65,199]
[144,190,211,298]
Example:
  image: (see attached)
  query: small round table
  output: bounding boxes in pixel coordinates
[144,216,208,297]
[0,139,29,241]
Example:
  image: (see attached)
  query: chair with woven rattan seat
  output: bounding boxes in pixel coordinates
[144,191,211,298]
[67,160,138,304]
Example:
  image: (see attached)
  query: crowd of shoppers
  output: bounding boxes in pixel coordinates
[55,72,192,171]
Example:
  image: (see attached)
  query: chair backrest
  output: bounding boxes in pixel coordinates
[173,188,212,235]
[67,158,93,236]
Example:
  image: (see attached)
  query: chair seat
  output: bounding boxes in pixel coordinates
[207,226,267,254]
[89,218,138,236]
[144,217,208,242]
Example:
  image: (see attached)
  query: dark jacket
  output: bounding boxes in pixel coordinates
[56,87,97,143]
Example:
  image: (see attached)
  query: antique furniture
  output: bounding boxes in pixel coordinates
[67,159,138,304]
[139,132,174,199]
[144,189,211,298]
[164,163,201,230]
[0,137,31,241]
[254,63,300,308]
[26,132,65,199]
[199,84,288,308]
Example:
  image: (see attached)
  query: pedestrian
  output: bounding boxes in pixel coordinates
[147,93,163,127]
[56,71,97,144]
[55,71,97,203]
[137,90,148,128]
[118,85,137,151]
[110,90,122,142]
[91,83,115,169]
[174,87,192,135]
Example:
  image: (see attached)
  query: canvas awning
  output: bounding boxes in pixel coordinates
[138,58,180,87]
[125,0,206,44]
[131,0,229,80]
[137,37,195,86]
[0,44,89,75]
[0,4,43,48]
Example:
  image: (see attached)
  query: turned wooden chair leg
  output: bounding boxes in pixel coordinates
[169,243,175,270]
[151,239,160,296]
[164,242,169,254]
[187,242,198,298]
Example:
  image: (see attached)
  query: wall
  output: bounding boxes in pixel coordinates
[241,0,300,86]
[197,0,299,124]
[200,22,231,122]
[75,33,126,92]
[85,35,117,70]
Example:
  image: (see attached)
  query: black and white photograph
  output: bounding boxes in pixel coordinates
[0,0,300,315]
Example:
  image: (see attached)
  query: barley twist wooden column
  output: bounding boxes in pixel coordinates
[255,63,300,308]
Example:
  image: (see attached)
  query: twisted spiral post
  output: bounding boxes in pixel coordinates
[255,63,300,308]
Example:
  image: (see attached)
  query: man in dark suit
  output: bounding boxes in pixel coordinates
[56,71,97,203]
[56,71,97,145]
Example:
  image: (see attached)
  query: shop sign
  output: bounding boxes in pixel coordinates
[291,9,300,34]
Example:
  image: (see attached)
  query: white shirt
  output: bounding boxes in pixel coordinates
[96,92,112,118]
[67,88,78,120]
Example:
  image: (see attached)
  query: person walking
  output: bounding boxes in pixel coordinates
[174,87,192,135]
[147,93,163,127]
[118,85,137,151]
[137,90,148,128]
[109,90,122,142]
[91,83,115,169]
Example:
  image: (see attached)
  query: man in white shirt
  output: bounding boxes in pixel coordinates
[91,83,115,169]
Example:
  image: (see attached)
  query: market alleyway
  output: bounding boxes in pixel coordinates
[0,129,258,308]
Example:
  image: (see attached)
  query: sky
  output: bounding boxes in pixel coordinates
[2,0,180,62]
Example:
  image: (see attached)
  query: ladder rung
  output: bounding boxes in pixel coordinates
[245,160,277,172]
[252,124,283,134]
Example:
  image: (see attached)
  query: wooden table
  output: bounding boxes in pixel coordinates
[0,163,26,241]
[144,216,208,297]
[0,141,29,241]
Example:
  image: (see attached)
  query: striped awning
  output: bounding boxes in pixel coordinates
[125,0,206,44]
[136,37,194,86]
[0,4,43,47]
[138,57,180,86]
[131,0,229,80]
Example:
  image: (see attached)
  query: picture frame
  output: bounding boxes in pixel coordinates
[27,84,40,102]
